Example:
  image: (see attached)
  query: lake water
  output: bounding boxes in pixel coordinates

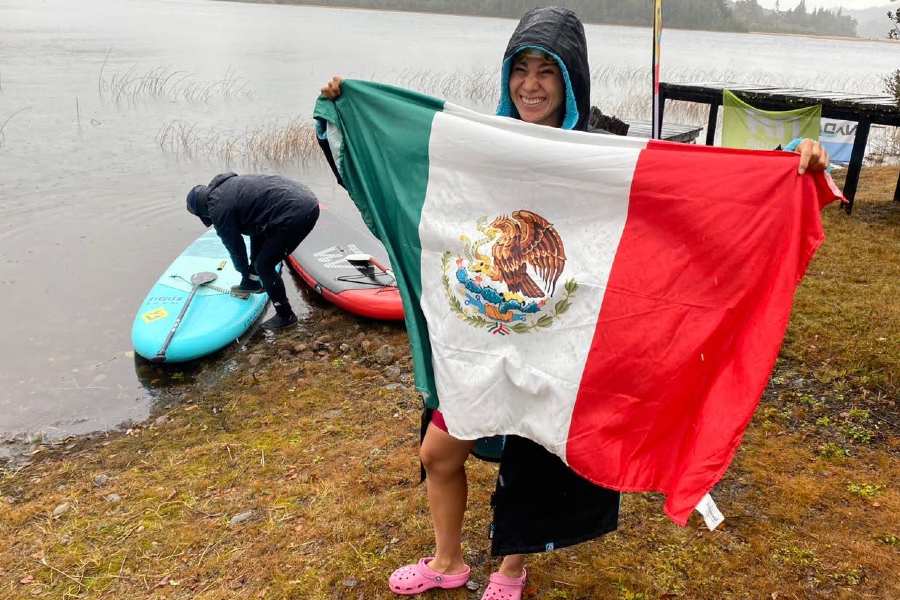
[1,0,898,453]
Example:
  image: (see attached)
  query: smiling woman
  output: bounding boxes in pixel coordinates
[508,51,565,127]
[319,9,620,600]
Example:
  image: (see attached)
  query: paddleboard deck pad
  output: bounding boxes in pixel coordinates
[131,230,269,362]
[287,207,403,321]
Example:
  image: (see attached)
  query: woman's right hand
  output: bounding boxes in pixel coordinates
[321,76,343,99]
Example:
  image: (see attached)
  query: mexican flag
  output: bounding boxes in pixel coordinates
[314,81,841,525]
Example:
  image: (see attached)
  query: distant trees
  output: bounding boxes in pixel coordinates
[733,0,856,36]
[289,0,857,35]
[664,0,742,32]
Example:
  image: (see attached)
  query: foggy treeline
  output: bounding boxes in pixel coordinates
[276,0,858,36]
[733,0,857,36]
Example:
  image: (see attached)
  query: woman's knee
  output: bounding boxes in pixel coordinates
[420,446,458,477]
[419,427,472,477]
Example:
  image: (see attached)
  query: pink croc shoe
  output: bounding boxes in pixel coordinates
[480,568,527,600]
[388,557,471,596]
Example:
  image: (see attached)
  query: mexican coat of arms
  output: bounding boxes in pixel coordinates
[441,209,577,335]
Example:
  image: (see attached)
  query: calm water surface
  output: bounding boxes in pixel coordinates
[1,0,898,450]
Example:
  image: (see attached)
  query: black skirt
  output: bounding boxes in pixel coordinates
[421,409,620,556]
[490,435,620,555]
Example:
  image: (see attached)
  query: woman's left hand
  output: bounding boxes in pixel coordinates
[795,139,830,174]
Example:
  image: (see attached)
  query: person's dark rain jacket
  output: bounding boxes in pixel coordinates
[187,173,318,275]
[486,7,621,557]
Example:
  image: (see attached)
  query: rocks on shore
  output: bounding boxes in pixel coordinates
[228,510,255,526]
[51,502,71,519]
[374,345,395,366]
[312,335,332,352]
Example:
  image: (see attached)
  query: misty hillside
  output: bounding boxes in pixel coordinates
[849,2,897,39]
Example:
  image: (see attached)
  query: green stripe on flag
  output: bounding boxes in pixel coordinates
[314,81,445,407]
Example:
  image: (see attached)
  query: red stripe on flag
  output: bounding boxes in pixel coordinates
[565,141,839,524]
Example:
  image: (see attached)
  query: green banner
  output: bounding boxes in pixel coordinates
[722,89,821,150]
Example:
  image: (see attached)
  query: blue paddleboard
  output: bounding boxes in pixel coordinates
[131,230,269,363]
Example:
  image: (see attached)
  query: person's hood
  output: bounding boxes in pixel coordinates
[185,172,238,227]
[496,7,590,131]
[207,171,238,191]
[185,185,212,227]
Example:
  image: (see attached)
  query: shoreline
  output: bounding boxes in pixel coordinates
[748,29,900,44]
[3,168,899,473]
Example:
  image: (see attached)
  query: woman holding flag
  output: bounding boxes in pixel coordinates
[320,6,829,599]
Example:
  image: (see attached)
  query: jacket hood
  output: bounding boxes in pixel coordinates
[186,172,238,227]
[496,7,590,131]
[186,185,212,227]
[207,171,238,191]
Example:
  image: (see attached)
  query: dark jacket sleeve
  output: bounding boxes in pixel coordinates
[213,207,250,276]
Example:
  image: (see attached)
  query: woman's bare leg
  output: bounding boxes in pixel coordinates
[498,554,526,578]
[419,423,475,574]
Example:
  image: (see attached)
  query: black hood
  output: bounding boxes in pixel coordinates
[207,171,238,191]
[186,185,211,227]
[496,7,590,131]
[186,172,238,227]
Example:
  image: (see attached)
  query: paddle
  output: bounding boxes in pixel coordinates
[152,271,218,363]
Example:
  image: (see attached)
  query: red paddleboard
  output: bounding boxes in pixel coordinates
[287,207,403,321]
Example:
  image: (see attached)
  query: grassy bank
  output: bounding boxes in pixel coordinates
[1,168,898,599]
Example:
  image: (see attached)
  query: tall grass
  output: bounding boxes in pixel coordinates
[154,66,898,167]
[389,67,498,105]
[868,126,900,165]
[99,63,252,106]
[157,118,321,168]
[393,65,900,157]
[387,65,889,121]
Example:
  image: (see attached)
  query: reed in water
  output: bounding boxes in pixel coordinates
[154,66,898,168]
[99,60,252,106]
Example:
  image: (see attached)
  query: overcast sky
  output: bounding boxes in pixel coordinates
[755,0,893,10]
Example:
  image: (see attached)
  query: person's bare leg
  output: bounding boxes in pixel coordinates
[419,423,475,574]
[498,554,526,578]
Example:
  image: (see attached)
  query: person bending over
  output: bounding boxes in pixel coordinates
[186,172,319,330]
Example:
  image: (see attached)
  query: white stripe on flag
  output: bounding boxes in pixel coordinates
[419,103,646,459]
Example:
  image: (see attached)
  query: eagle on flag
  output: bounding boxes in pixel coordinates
[474,210,567,298]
